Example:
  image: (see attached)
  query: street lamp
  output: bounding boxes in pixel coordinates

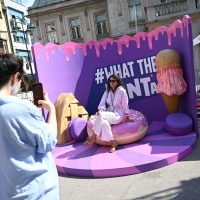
[11,15,36,81]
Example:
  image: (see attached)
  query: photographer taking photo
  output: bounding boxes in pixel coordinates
[0,54,59,200]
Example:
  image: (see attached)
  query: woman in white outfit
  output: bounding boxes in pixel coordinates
[84,74,130,153]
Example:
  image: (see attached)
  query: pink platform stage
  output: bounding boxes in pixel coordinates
[52,121,197,178]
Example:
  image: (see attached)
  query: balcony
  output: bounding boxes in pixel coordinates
[155,0,188,17]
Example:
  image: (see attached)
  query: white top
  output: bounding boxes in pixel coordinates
[98,86,130,118]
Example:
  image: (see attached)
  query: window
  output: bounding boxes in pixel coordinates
[45,23,58,44]
[95,13,107,35]
[17,50,31,63]
[8,8,25,24]
[30,32,35,45]
[3,40,8,53]
[13,32,24,43]
[0,39,8,54]
[160,0,172,3]
[69,19,81,40]
[196,0,200,8]
[13,31,28,44]
[128,0,143,22]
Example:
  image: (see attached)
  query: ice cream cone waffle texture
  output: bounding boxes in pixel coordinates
[161,93,181,114]
[155,49,187,114]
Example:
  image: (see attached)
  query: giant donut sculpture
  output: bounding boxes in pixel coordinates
[87,110,148,146]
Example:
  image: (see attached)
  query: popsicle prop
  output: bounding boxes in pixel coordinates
[155,49,187,113]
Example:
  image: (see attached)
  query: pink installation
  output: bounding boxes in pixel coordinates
[32,15,198,177]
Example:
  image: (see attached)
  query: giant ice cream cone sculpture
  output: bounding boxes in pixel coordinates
[155,49,187,114]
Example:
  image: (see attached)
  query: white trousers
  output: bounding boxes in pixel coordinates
[92,111,122,141]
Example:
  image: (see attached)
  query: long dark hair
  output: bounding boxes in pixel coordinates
[0,54,28,90]
[106,74,125,92]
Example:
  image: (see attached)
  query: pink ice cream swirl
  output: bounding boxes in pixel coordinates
[156,66,187,96]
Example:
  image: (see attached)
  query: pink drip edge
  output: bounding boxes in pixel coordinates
[33,15,191,62]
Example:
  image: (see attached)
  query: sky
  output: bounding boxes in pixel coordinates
[21,0,35,8]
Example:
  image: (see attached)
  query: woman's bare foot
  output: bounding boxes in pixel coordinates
[84,135,96,146]
[109,141,118,153]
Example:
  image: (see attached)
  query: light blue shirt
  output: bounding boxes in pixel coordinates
[0,96,59,200]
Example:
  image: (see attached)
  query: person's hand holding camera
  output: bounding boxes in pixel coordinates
[38,92,57,132]
[38,92,55,112]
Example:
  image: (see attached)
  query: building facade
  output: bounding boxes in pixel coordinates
[28,0,147,44]
[4,0,35,76]
[0,0,12,54]
[28,0,200,71]
[143,0,200,72]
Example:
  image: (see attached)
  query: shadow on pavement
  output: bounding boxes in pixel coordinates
[127,176,200,200]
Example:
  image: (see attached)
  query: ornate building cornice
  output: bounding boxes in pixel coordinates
[28,0,101,15]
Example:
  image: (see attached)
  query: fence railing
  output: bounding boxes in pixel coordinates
[155,0,188,17]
